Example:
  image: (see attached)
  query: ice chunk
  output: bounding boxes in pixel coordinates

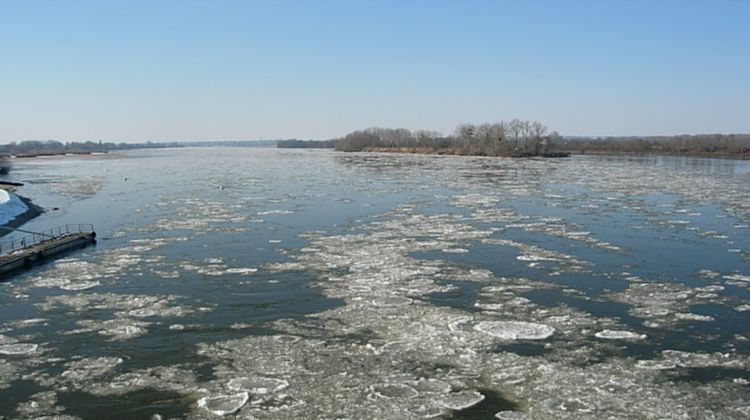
[475,321,555,340]
[438,390,485,410]
[61,357,123,383]
[697,269,720,279]
[257,209,293,215]
[371,383,419,399]
[407,405,449,418]
[675,313,714,322]
[412,378,451,394]
[225,268,258,275]
[197,392,249,416]
[59,280,101,291]
[128,308,158,317]
[227,376,288,395]
[723,274,750,282]
[442,248,469,254]
[594,330,646,340]
[0,343,39,355]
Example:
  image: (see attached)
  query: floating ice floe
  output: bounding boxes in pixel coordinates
[594,330,646,340]
[412,378,452,394]
[371,383,419,399]
[59,357,123,384]
[103,365,199,396]
[0,343,39,355]
[14,390,60,418]
[697,269,721,278]
[438,390,485,410]
[604,281,730,327]
[228,376,288,395]
[258,209,294,215]
[723,274,750,282]
[197,392,249,416]
[225,267,258,275]
[674,313,715,322]
[475,321,555,340]
[442,248,469,254]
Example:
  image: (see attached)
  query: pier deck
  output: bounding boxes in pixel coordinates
[0,226,96,278]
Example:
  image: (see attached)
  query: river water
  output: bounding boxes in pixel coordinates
[1,147,749,418]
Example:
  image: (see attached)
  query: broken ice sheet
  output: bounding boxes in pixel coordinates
[604,280,733,327]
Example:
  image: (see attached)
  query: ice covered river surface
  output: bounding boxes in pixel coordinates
[1,147,749,419]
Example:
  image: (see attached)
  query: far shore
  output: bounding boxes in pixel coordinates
[347,146,750,161]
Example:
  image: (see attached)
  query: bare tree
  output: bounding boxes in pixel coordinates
[455,124,476,153]
[507,119,523,152]
[529,121,548,155]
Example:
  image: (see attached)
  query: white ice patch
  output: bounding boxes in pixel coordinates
[412,378,451,394]
[675,313,714,322]
[0,343,39,355]
[697,269,720,278]
[197,392,249,416]
[257,209,293,215]
[371,383,419,399]
[442,248,469,254]
[723,274,750,282]
[438,390,485,410]
[59,357,123,384]
[475,321,555,340]
[227,376,288,395]
[594,330,646,340]
[225,267,258,275]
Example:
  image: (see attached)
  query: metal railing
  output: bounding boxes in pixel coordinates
[0,224,95,255]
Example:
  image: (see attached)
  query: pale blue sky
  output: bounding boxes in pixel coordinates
[1,0,748,142]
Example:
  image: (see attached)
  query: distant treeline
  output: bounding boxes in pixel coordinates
[277,139,336,149]
[0,140,183,157]
[332,123,750,159]
[557,134,750,157]
[334,120,565,157]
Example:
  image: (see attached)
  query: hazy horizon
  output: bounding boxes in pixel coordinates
[1,0,748,143]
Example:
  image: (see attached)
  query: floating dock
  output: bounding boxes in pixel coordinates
[0,224,96,278]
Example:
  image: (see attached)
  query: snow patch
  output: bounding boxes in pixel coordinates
[0,190,30,226]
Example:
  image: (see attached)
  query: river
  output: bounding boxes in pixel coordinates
[1,147,749,418]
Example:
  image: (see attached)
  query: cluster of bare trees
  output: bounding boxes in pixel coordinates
[557,134,750,157]
[0,140,183,157]
[335,120,563,157]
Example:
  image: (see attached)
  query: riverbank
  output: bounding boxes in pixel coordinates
[360,146,570,158]
[353,146,747,161]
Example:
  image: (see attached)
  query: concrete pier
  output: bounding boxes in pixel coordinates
[0,231,96,278]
